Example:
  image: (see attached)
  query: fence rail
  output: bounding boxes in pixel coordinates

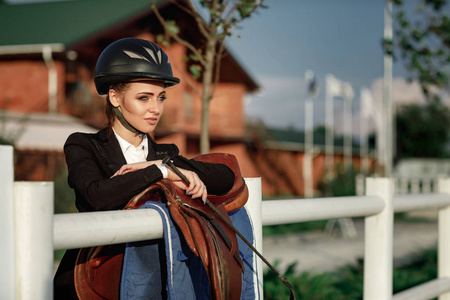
[3,145,450,300]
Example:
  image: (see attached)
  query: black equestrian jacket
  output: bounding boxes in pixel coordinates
[64,127,235,212]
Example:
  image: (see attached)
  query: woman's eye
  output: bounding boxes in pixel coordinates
[158,95,167,101]
[138,96,148,101]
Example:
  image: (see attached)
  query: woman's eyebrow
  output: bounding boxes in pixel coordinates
[136,91,155,95]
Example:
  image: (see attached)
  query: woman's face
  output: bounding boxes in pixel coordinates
[110,80,166,134]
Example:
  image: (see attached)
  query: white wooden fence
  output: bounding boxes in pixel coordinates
[3,144,450,300]
[356,173,441,195]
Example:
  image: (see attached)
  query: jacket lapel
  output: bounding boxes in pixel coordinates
[95,128,127,174]
[147,137,174,160]
[93,129,175,174]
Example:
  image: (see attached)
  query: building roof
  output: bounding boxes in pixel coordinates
[0,0,259,91]
[1,110,97,151]
[0,0,162,47]
[264,127,374,153]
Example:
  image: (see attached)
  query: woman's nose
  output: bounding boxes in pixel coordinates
[148,100,160,113]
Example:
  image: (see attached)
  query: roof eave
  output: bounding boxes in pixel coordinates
[0,43,65,55]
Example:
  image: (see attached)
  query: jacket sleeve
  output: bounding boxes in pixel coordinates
[172,155,235,196]
[64,133,166,211]
[65,133,235,211]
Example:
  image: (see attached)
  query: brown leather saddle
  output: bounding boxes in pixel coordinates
[74,153,248,300]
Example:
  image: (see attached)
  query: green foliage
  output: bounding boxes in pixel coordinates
[264,248,438,299]
[189,64,202,79]
[318,165,357,197]
[331,260,364,300]
[393,248,437,293]
[391,0,450,98]
[165,20,180,35]
[156,34,170,48]
[263,221,327,237]
[395,101,450,160]
[237,0,258,18]
[53,170,77,214]
[264,263,346,300]
[0,109,28,146]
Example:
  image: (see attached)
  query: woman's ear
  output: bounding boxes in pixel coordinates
[108,89,120,108]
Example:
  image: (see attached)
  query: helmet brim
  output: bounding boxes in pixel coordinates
[95,73,180,95]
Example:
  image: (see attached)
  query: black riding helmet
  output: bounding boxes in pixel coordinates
[94,38,180,95]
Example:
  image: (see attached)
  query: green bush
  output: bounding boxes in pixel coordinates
[263,221,328,237]
[54,170,77,214]
[317,165,358,197]
[264,263,346,300]
[264,248,438,299]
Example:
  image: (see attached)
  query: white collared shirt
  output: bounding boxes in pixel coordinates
[113,130,167,178]
[114,130,148,163]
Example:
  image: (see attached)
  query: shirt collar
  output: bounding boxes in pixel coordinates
[113,129,148,156]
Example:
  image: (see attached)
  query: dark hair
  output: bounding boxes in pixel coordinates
[105,82,131,135]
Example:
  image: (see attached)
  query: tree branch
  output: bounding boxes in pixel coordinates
[186,0,213,40]
[210,41,227,98]
[151,3,206,66]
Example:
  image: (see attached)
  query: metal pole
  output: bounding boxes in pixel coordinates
[0,145,15,300]
[343,89,353,172]
[364,177,394,300]
[438,178,450,300]
[304,100,314,197]
[244,178,263,299]
[43,46,58,113]
[325,75,334,181]
[304,70,317,198]
[14,182,54,300]
[360,88,370,174]
[383,0,394,176]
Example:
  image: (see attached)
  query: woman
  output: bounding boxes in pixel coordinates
[54,38,235,299]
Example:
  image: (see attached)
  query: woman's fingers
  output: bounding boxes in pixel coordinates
[169,168,207,203]
[187,173,208,203]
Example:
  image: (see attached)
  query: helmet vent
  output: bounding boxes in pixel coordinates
[144,48,162,66]
[123,50,151,63]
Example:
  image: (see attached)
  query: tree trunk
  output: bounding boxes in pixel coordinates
[199,38,216,154]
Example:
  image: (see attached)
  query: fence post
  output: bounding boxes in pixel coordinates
[244,177,263,299]
[438,178,450,300]
[14,181,54,300]
[364,177,394,300]
[0,145,15,300]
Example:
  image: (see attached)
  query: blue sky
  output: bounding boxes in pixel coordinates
[227,0,409,130]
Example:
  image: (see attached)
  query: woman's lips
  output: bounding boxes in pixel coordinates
[145,117,158,125]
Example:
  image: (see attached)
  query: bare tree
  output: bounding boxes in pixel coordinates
[152,0,266,153]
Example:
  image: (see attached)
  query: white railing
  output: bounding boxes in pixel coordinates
[356,173,441,195]
[3,144,450,300]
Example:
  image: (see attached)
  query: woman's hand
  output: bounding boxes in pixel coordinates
[111,160,162,177]
[167,167,207,203]
[111,160,207,202]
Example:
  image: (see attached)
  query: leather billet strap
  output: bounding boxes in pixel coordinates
[163,156,296,300]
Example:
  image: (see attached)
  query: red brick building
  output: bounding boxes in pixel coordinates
[0,0,262,181]
[0,0,371,198]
